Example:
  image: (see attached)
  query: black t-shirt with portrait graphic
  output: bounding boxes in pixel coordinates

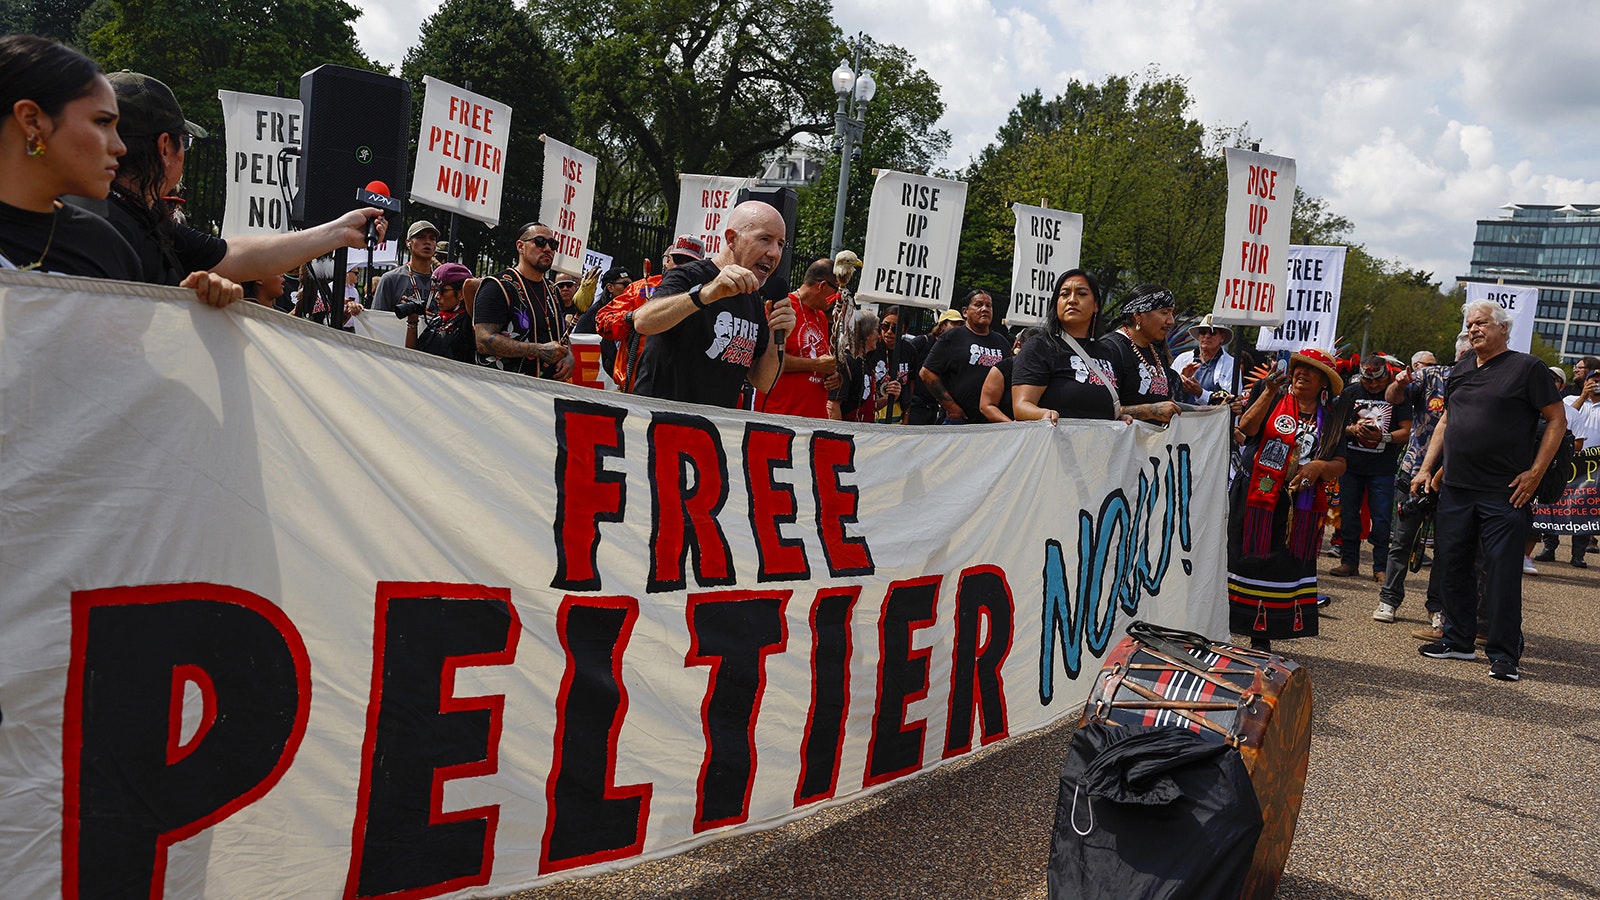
[632,258,771,408]
[1101,330,1183,407]
[1013,334,1120,421]
[922,325,1012,422]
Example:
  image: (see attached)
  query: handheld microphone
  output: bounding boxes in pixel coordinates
[356,181,402,247]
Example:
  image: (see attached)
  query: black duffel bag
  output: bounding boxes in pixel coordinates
[1047,722,1263,900]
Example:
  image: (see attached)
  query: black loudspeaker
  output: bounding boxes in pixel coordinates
[737,185,798,300]
[292,65,411,228]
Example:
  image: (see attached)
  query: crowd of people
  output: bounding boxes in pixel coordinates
[5,34,1591,685]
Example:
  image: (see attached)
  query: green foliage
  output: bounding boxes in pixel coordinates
[399,0,572,268]
[2,0,97,41]
[82,0,378,134]
[530,0,843,223]
[793,40,950,261]
[959,70,1233,317]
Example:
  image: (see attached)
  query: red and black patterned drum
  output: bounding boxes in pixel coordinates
[1079,622,1313,900]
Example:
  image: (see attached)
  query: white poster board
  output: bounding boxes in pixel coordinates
[217,91,302,238]
[1006,204,1083,327]
[858,170,967,311]
[1256,245,1347,352]
[0,268,1229,899]
[409,76,512,226]
[539,136,598,277]
[1211,148,1296,328]
[675,174,757,257]
[1464,282,1538,354]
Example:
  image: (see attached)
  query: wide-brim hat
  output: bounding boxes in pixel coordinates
[1189,313,1233,341]
[1291,347,1343,395]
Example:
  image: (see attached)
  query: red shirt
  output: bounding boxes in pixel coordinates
[760,298,831,417]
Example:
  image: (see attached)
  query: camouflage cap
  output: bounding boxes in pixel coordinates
[107,71,208,139]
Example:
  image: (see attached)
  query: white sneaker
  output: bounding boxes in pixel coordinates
[1373,603,1397,623]
[1523,556,1540,576]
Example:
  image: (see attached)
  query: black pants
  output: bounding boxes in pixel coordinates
[1433,485,1529,665]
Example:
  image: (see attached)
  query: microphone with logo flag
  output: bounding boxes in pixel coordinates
[358,181,402,248]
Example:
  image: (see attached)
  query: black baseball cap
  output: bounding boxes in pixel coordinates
[107,71,208,139]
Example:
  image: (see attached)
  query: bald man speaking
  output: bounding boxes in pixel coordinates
[630,201,797,408]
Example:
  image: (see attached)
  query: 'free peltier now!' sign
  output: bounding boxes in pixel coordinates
[409,76,511,226]
[1210,148,1296,328]
[858,170,967,311]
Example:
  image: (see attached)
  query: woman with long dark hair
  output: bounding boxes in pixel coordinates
[0,36,237,304]
[0,35,138,278]
[1012,269,1124,423]
[1228,347,1350,650]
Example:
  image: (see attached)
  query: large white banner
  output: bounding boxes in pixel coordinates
[1257,245,1347,352]
[539,136,597,277]
[1464,282,1538,354]
[1007,204,1084,327]
[218,91,302,238]
[859,170,967,311]
[675,174,757,257]
[410,76,512,226]
[0,269,1228,899]
[1212,148,1296,328]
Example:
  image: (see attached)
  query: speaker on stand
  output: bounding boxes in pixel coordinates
[292,65,411,327]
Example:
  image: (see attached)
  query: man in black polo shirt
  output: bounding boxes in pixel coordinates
[630,201,795,408]
[1412,300,1566,682]
[919,290,1011,424]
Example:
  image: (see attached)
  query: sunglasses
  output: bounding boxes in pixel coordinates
[520,235,559,250]
[879,321,897,331]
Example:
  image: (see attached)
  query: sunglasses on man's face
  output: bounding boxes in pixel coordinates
[521,235,559,250]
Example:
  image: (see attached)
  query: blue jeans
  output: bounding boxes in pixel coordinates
[1339,469,1395,574]
[1432,485,1530,665]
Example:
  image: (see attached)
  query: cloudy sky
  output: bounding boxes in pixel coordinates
[354,0,1600,288]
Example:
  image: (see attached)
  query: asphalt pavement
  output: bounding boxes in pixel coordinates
[519,551,1600,899]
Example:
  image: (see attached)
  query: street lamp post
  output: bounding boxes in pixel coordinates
[829,48,876,257]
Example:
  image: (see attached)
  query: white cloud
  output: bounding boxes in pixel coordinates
[354,0,1600,286]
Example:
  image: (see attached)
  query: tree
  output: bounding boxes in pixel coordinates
[82,0,379,135]
[531,0,843,224]
[399,0,572,268]
[792,39,950,261]
[2,0,98,42]
[958,70,1234,316]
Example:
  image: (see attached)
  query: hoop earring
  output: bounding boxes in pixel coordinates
[25,132,46,157]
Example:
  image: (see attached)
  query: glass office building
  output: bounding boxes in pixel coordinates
[1460,203,1600,361]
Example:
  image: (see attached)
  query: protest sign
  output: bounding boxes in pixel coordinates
[583,248,612,276]
[675,175,757,256]
[0,269,1227,898]
[409,77,511,226]
[1212,148,1296,328]
[1257,245,1347,352]
[858,170,967,311]
[539,136,598,277]
[218,91,301,238]
[1533,447,1600,535]
[1463,282,1538,354]
[1006,204,1083,327]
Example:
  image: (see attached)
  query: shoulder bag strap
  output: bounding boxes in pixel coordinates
[1058,331,1122,419]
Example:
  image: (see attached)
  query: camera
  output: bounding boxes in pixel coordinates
[394,299,428,318]
[1398,489,1437,518]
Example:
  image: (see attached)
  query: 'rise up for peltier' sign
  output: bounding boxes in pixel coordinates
[1211,148,1296,329]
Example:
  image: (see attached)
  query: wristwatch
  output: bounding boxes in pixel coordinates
[688,282,706,309]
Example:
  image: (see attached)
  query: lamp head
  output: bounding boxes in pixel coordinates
[832,59,856,96]
[854,69,877,103]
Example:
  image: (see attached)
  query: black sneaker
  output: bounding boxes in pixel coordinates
[1533,549,1555,562]
[1490,659,1521,682]
[1419,641,1475,660]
